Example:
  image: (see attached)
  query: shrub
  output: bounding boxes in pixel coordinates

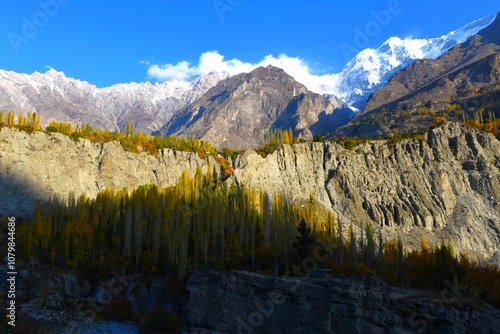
[45,126,58,132]
[433,116,447,126]
[313,134,324,142]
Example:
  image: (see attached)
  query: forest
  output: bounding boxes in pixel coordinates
[11,165,500,308]
[0,109,499,309]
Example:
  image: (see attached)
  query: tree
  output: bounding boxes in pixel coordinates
[292,218,315,261]
[125,121,134,139]
[17,111,27,127]
[31,112,41,130]
[5,111,15,127]
[313,134,324,142]
[365,223,376,267]
[348,223,357,265]
[337,219,343,264]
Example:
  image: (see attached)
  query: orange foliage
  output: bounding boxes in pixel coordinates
[433,116,446,126]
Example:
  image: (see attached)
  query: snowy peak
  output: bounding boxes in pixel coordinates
[0,68,228,133]
[333,13,497,109]
[422,13,497,58]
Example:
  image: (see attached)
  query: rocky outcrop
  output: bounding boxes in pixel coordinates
[184,270,500,334]
[0,264,157,333]
[0,127,217,218]
[0,122,499,262]
[231,122,500,262]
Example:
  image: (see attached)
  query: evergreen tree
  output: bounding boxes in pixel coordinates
[337,219,343,264]
[292,218,315,261]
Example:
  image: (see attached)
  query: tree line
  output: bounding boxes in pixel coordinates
[14,164,500,306]
[16,166,335,278]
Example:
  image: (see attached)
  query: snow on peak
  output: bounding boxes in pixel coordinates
[332,13,497,109]
[0,67,228,133]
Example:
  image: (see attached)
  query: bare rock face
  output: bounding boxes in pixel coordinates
[0,122,499,263]
[231,123,500,262]
[159,66,354,149]
[0,127,217,218]
[183,270,500,334]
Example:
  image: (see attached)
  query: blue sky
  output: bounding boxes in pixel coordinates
[0,0,498,87]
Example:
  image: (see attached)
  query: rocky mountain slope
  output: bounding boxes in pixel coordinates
[159,65,354,149]
[337,13,500,138]
[1,122,498,263]
[184,270,500,333]
[0,69,228,133]
[0,127,217,219]
[332,13,497,109]
[231,122,500,263]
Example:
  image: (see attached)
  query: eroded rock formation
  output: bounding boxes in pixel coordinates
[0,122,499,262]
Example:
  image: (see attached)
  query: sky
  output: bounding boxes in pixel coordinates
[0,0,498,88]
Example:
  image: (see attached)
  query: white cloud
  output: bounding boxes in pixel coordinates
[144,51,339,95]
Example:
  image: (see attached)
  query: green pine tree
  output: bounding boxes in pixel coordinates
[292,218,315,261]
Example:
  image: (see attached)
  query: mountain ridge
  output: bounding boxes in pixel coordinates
[0,13,496,135]
[335,12,500,138]
[331,13,497,109]
[0,69,229,133]
[158,65,354,149]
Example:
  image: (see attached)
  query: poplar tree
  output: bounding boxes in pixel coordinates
[348,223,357,265]
[5,110,15,127]
[123,198,132,260]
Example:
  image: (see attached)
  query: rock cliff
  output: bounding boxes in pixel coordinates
[231,122,500,262]
[0,127,217,218]
[0,122,499,262]
[183,270,500,334]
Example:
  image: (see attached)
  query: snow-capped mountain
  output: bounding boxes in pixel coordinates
[0,13,497,135]
[332,13,497,109]
[0,69,229,133]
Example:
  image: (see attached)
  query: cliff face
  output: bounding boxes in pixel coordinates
[184,270,500,334]
[231,122,500,262]
[0,127,216,218]
[1,123,499,262]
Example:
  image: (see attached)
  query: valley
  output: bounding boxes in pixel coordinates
[1,9,500,334]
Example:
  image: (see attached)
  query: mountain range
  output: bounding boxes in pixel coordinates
[0,69,229,133]
[0,12,498,147]
[331,13,497,109]
[338,12,500,137]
